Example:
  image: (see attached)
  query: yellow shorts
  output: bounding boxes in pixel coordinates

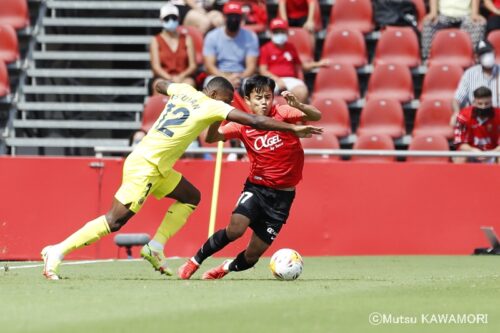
[114,152,182,213]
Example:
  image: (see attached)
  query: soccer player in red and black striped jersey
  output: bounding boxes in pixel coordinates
[178,75,322,279]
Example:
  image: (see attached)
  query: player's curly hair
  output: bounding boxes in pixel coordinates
[243,75,276,97]
[205,76,235,94]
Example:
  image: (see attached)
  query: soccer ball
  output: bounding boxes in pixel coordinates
[269,248,303,281]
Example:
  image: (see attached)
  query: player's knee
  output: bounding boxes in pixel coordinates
[226,225,245,240]
[105,213,130,232]
[186,187,201,206]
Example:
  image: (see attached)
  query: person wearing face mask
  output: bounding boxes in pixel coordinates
[453,86,500,163]
[452,40,500,125]
[259,18,329,103]
[203,1,259,90]
[150,3,197,90]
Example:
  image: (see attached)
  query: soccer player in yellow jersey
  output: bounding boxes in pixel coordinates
[40,76,322,280]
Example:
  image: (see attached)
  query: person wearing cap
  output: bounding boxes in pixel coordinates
[452,40,500,125]
[170,0,223,35]
[203,1,260,90]
[422,0,485,60]
[259,18,328,103]
[150,3,197,89]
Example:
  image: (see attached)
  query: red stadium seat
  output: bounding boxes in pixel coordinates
[328,0,374,33]
[141,95,169,132]
[407,134,450,163]
[300,128,341,160]
[288,27,314,64]
[178,25,204,65]
[412,99,454,139]
[427,29,474,68]
[0,25,19,64]
[373,26,421,67]
[352,133,396,162]
[357,99,405,138]
[487,30,500,63]
[313,64,360,102]
[0,0,29,30]
[419,64,463,102]
[321,28,367,67]
[365,64,414,102]
[0,61,10,97]
[310,96,351,137]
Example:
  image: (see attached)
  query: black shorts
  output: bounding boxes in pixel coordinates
[233,180,296,244]
[288,16,307,27]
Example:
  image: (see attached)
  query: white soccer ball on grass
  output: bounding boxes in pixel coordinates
[269,248,303,281]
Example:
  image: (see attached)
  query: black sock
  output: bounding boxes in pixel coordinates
[194,229,230,265]
[228,250,256,272]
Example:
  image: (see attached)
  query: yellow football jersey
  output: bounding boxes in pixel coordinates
[134,83,233,175]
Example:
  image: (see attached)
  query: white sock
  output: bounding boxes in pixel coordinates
[148,240,164,252]
[190,257,200,266]
[223,260,231,271]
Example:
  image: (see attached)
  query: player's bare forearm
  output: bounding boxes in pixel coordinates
[155,79,172,95]
[227,109,323,137]
[206,121,225,143]
[281,91,321,121]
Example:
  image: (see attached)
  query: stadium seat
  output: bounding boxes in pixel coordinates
[0,0,30,30]
[141,95,169,132]
[0,25,20,64]
[412,99,454,139]
[300,128,341,160]
[427,29,474,68]
[328,0,374,33]
[178,25,204,65]
[312,64,360,102]
[365,64,414,103]
[310,96,351,138]
[351,133,396,162]
[407,134,450,163]
[356,99,405,138]
[372,26,421,68]
[288,27,314,64]
[0,61,10,98]
[487,30,500,63]
[321,28,367,67]
[419,64,463,102]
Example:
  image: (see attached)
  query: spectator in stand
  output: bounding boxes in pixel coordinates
[422,0,486,59]
[278,0,316,48]
[240,0,268,33]
[452,40,499,125]
[150,3,197,90]
[171,0,224,35]
[259,18,329,103]
[484,0,500,34]
[453,86,500,163]
[203,1,259,90]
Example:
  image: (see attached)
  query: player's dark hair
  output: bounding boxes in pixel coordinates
[474,86,492,99]
[205,76,235,94]
[243,75,276,97]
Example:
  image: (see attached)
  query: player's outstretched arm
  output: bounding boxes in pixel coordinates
[227,109,323,138]
[154,79,173,96]
[281,91,321,121]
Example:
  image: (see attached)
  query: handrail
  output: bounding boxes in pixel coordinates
[94,146,500,159]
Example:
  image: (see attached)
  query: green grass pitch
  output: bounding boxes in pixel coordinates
[1,256,499,333]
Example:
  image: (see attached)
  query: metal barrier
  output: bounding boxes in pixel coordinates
[94,146,500,159]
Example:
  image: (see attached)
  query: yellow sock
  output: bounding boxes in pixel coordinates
[153,202,196,246]
[57,215,111,256]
